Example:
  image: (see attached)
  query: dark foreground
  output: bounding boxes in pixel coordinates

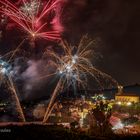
[0,124,140,140]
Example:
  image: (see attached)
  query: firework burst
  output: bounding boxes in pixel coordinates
[0,0,62,43]
[43,35,118,122]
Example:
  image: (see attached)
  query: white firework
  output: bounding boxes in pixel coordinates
[20,0,41,20]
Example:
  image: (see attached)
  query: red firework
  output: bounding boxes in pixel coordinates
[0,0,63,41]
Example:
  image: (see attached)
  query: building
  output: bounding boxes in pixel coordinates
[115,94,140,103]
[115,86,140,103]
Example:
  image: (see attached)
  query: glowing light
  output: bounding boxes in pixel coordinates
[72,59,76,64]
[112,121,124,130]
[32,33,36,37]
[91,94,106,101]
[117,101,122,105]
[59,70,63,74]
[127,102,132,106]
[1,68,7,74]
[0,60,11,75]
[102,96,105,99]
[72,55,78,64]
[65,64,72,72]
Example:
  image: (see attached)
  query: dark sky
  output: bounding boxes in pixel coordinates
[62,0,140,85]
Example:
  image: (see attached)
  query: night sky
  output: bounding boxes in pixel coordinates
[62,0,140,85]
[0,0,140,87]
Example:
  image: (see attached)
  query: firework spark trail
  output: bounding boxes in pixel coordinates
[8,75,26,122]
[0,47,26,122]
[44,101,57,123]
[8,39,26,63]
[0,0,62,43]
[43,36,118,122]
[43,78,62,123]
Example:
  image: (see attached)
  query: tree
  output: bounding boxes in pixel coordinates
[91,101,113,135]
